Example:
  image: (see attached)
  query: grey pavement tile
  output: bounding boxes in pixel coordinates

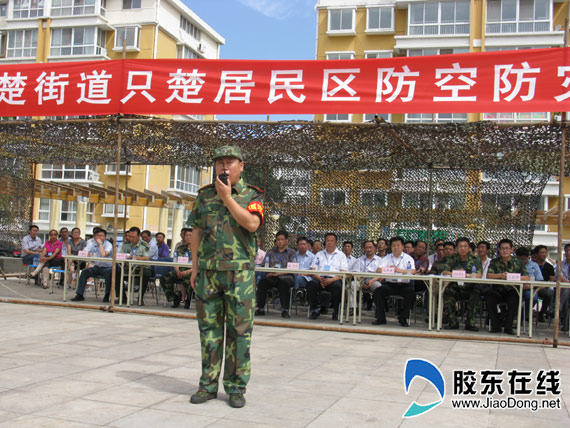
[151,393,237,418]
[108,408,218,428]
[488,410,570,427]
[0,415,99,428]
[399,407,489,428]
[277,378,357,397]
[221,402,323,428]
[0,356,36,371]
[0,388,76,414]
[0,409,21,424]
[0,361,88,389]
[33,398,140,426]
[20,378,110,398]
[82,383,176,407]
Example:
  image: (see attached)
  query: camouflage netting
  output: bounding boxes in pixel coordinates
[0,116,567,254]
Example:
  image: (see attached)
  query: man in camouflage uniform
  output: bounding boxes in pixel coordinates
[442,237,482,331]
[160,228,192,308]
[117,226,151,305]
[188,145,263,408]
[486,238,529,335]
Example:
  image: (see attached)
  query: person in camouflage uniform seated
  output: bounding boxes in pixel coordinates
[441,237,482,332]
[117,226,151,305]
[485,238,529,335]
[188,145,263,409]
[428,243,447,275]
[160,229,193,309]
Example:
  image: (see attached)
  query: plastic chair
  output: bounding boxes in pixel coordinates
[49,266,66,295]
[26,255,41,286]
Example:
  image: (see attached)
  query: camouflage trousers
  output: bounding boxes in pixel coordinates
[444,283,481,327]
[195,269,255,395]
[159,271,191,302]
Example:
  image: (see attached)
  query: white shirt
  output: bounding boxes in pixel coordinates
[480,256,491,278]
[357,254,383,273]
[345,254,359,272]
[428,253,438,270]
[381,252,415,283]
[310,248,347,275]
[84,238,113,267]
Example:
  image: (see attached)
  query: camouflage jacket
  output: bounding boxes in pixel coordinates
[430,257,448,275]
[444,253,482,275]
[175,244,192,272]
[187,177,263,271]
[119,239,150,257]
[488,256,529,276]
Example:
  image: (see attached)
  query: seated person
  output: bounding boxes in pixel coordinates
[160,229,192,308]
[71,227,113,302]
[312,240,323,254]
[372,236,416,327]
[116,226,152,305]
[477,241,492,278]
[59,227,70,257]
[428,239,445,270]
[428,243,447,275]
[255,230,297,319]
[155,232,171,260]
[376,238,388,259]
[354,240,383,311]
[485,239,529,335]
[295,236,314,289]
[533,245,555,321]
[516,247,545,321]
[142,230,159,261]
[31,229,64,289]
[67,227,87,287]
[21,224,42,271]
[441,237,482,332]
[307,233,347,321]
[404,240,415,255]
[342,241,359,272]
[556,243,570,331]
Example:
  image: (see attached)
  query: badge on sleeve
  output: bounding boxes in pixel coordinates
[247,201,264,224]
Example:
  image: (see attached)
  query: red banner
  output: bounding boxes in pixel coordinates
[1,47,570,117]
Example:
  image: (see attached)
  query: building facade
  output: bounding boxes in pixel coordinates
[0,0,224,246]
[315,0,570,252]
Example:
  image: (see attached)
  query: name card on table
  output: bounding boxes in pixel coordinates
[116,253,128,260]
[382,267,395,275]
[78,250,88,257]
[177,256,189,264]
[507,273,521,281]
[452,270,466,278]
[287,262,299,270]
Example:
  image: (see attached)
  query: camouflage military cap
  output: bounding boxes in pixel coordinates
[212,145,244,161]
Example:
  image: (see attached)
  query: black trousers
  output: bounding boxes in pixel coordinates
[373,281,414,322]
[256,275,294,310]
[115,266,153,298]
[485,286,519,330]
[307,279,342,314]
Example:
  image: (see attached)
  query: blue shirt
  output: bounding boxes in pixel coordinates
[297,251,315,281]
[525,260,544,281]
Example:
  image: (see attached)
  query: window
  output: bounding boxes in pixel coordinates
[483,112,549,122]
[86,202,95,223]
[406,113,467,123]
[326,52,354,60]
[0,3,7,17]
[180,16,201,41]
[321,189,348,205]
[402,194,430,208]
[38,198,50,221]
[360,190,387,207]
[364,113,391,122]
[51,27,106,56]
[328,8,355,33]
[114,26,139,49]
[51,0,95,16]
[487,0,550,33]
[13,0,44,18]
[367,7,394,32]
[60,201,77,222]
[409,1,469,35]
[325,113,351,121]
[103,203,127,217]
[105,164,131,175]
[178,45,199,59]
[168,208,173,229]
[41,164,98,181]
[365,51,392,59]
[122,0,140,9]
[434,194,465,210]
[7,29,38,58]
[170,166,199,194]
[408,47,469,56]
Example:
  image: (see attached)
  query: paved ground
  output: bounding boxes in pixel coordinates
[1,302,570,427]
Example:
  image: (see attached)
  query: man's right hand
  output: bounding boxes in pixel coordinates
[190,269,197,290]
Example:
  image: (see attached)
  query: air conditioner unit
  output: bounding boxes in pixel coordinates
[197,43,205,53]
